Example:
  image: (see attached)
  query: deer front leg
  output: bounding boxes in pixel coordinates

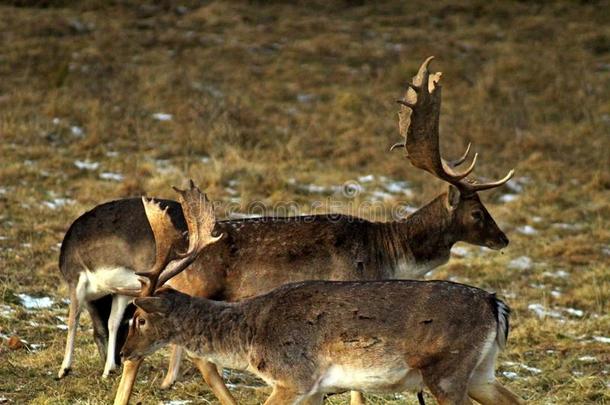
[113,358,143,405]
[350,391,366,404]
[161,344,183,389]
[190,357,237,405]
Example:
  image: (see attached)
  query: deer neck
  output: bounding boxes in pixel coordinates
[167,296,252,370]
[382,194,456,278]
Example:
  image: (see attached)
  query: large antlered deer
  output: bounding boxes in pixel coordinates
[116,181,524,405]
[56,57,514,404]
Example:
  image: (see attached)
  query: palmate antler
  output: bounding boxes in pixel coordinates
[392,56,514,194]
[114,180,221,297]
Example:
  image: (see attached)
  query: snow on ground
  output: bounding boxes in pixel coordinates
[43,198,75,210]
[152,112,173,121]
[17,294,54,310]
[508,256,533,271]
[517,225,538,235]
[74,160,99,170]
[592,336,610,344]
[99,172,124,182]
[499,194,519,203]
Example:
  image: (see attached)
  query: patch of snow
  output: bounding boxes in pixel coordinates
[52,117,61,125]
[552,223,584,231]
[563,307,584,317]
[499,194,519,203]
[550,290,562,298]
[383,180,412,197]
[532,216,543,223]
[520,364,542,374]
[508,256,533,271]
[451,246,470,257]
[528,303,563,319]
[152,113,173,121]
[200,156,211,163]
[70,126,84,137]
[577,356,597,363]
[502,371,519,380]
[592,336,610,344]
[106,151,119,157]
[74,160,99,171]
[43,198,75,210]
[99,172,124,182]
[370,190,394,201]
[296,93,315,103]
[29,343,44,351]
[517,225,537,235]
[358,174,375,183]
[0,304,15,316]
[56,325,68,331]
[542,270,570,279]
[17,294,54,310]
[225,187,238,196]
[601,246,610,256]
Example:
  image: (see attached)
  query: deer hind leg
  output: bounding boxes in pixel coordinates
[190,356,237,405]
[350,391,366,404]
[160,344,183,389]
[300,393,324,405]
[103,294,130,378]
[263,386,302,405]
[420,358,477,405]
[468,380,524,405]
[57,281,85,379]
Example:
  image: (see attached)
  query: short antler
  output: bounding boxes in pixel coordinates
[394,56,514,194]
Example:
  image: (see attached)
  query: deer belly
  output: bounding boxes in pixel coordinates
[80,268,140,300]
[316,364,422,394]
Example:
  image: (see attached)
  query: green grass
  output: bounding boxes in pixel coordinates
[1,1,609,403]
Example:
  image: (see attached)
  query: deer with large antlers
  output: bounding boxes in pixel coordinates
[57,57,514,405]
[118,181,524,405]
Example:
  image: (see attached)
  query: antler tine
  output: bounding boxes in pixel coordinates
[157,180,222,287]
[137,197,182,296]
[462,169,515,193]
[449,142,472,167]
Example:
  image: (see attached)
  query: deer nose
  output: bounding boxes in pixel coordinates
[499,233,509,247]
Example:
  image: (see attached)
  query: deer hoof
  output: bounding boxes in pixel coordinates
[56,367,71,380]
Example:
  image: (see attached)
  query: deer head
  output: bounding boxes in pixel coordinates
[393,56,513,250]
[117,181,221,361]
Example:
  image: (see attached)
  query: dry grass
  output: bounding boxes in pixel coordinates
[1,1,609,404]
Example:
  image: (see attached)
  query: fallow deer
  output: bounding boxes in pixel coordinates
[57,57,514,405]
[116,181,524,405]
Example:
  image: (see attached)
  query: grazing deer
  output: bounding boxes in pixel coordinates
[57,57,514,404]
[116,182,523,405]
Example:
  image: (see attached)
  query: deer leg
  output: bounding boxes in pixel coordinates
[350,391,366,404]
[263,386,302,405]
[57,283,85,379]
[161,344,184,389]
[103,295,130,378]
[86,299,109,362]
[191,356,237,405]
[301,393,324,405]
[420,365,473,405]
[468,380,524,405]
[113,358,142,405]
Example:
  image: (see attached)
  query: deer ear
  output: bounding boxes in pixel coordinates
[134,297,171,314]
[445,185,461,211]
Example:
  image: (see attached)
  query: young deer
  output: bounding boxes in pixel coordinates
[58,57,514,404]
[116,182,524,405]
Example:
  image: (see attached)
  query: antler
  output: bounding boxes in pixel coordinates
[114,181,221,298]
[156,180,221,286]
[393,56,514,194]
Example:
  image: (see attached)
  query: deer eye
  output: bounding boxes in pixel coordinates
[137,318,146,327]
[471,210,484,221]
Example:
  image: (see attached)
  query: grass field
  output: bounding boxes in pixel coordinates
[1,1,609,404]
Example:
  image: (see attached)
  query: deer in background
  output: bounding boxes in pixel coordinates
[56,57,514,405]
[117,181,524,405]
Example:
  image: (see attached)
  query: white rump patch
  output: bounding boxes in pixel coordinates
[80,268,140,300]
